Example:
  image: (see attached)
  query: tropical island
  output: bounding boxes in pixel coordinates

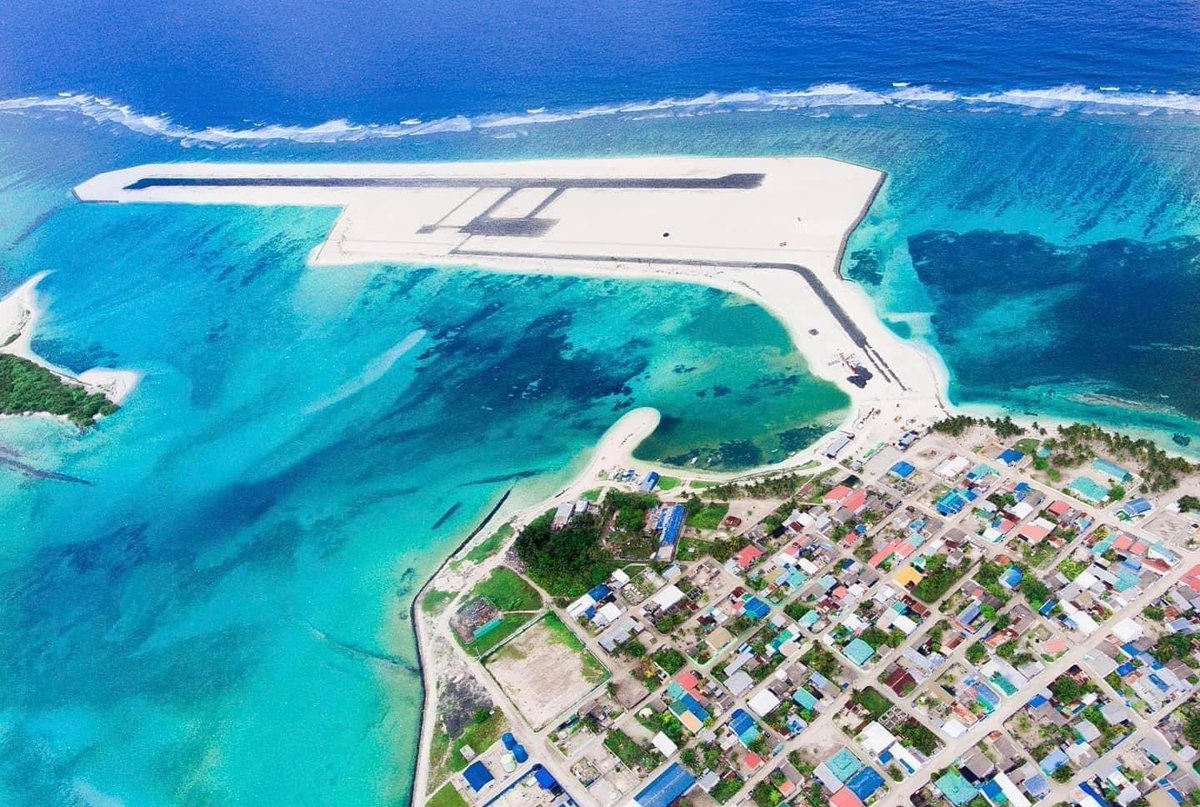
[0,272,138,427]
[69,156,1200,807]
[414,409,1200,807]
[0,353,117,426]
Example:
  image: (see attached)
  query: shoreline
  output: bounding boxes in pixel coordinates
[73,155,1200,806]
[0,271,141,412]
[410,407,662,806]
[75,157,954,460]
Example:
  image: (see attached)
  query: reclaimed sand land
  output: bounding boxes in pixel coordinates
[484,613,609,730]
[75,156,952,465]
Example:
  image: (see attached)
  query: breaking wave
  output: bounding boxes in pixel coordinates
[2,83,1199,147]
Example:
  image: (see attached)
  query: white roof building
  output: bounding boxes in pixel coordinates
[941,718,968,738]
[857,722,897,756]
[1111,618,1143,643]
[747,690,782,717]
[993,772,1032,807]
[725,670,754,696]
[651,732,678,758]
[566,594,597,618]
[651,584,686,610]
[594,602,623,627]
[1009,501,1034,520]
[1061,600,1100,634]
[935,456,970,479]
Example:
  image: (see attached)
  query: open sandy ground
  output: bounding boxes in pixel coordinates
[0,271,141,408]
[483,616,608,730]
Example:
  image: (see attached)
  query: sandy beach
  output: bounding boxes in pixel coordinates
[75,156,951,459]
[0,271,140,408]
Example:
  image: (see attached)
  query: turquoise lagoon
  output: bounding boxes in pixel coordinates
[0,115,846,804]
[3,98,1200,804]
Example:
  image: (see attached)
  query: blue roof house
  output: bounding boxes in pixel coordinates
[632,764,696,807]
[464,761,495,793]
[997,449,1025,466]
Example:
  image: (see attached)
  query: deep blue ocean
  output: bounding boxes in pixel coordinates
[2,2,1200,805]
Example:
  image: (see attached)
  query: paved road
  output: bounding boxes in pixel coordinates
[122,173,766,191]
[455,247,906,390]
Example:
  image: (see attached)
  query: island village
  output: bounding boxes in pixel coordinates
[67,157,1200,807]
[415,416,1200,807]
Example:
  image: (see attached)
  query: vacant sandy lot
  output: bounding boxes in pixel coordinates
[485,614,609,729]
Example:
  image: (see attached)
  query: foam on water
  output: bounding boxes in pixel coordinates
[4,76,1200,803]
[6,83,1200,148]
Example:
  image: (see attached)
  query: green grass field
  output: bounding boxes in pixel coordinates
[464,613,533,658]
[427,709,508,789]
[427,783,469,807]
[541,612,609,684]
[462,524,513,564]
[686,502,730,531]
[468,566,542,611]
[656,476,683,491]
[422,588,456,616]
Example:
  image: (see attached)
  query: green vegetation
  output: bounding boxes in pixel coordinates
[852,687,894,720]
[1058,559,1087,581]
[784,600,813,622]
[932,414,1024,439]
[801,644,844,682]
[0,354,117,427]
[926,620,949,651]
[935,418,1199,491]
[607,490,659,532]
[427,709,506,788]
[966,642,988,664]
[685,497,730,531]
[751,782,784,807]
[706,472,813,501]
[896,720,940,755]
[464,613,530,658]
[1015,437,1041,455]
[1144,606,1165,622]
[468,567,542,611]
[463,524,512,564]
[912,555,969,603]
[1152,632,1200,667]
[422,588,456,616]
[975,559,1022,601]
[428,783,469,807]
[455,568,543,657]
[1179,495,1200,513]
[539,612,610,684]
[1181,706,1200,748]
[603,728,661,770]
[1049,423,1197,492]
[860,626,894,650]
[656,476,683,491]
[677,535,715,561]
[622,639,648,659]
[1049,674,1097,706]
[1021,577,1053,610]
[653,647,688,675]
[710,777,745,804]
[708,535,750,564]
[636,707,688,747]
[513,511,616,597]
